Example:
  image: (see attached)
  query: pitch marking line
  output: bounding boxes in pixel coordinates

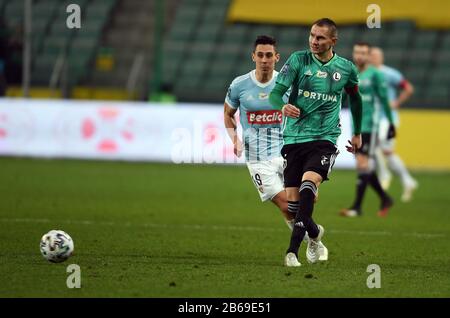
[0,218,446,239]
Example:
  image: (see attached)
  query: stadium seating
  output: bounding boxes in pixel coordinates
[0,0,448,107]
[158,1,449,107]
[1,0,115,87]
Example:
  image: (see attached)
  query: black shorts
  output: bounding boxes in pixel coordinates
[281,140,339,187]
[356,133,377,156]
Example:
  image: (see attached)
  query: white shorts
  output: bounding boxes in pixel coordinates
[246,156,285,202]
[378,118,398,152]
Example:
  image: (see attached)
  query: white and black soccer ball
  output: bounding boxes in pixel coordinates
[40,230,74,263]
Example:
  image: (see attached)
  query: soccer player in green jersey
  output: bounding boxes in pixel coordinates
[223,35,328,260]
[340,43,396,218]
[269,18,363,267]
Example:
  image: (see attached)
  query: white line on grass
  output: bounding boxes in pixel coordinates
[0,217,445,239]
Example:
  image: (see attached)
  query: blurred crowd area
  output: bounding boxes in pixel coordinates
[0,0,449,108]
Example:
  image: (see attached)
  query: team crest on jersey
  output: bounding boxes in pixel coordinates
[332,72,342,81]
[258,92,269,100]
[316,70,328,78]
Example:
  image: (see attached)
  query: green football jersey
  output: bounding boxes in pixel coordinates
[275,50,359,145]
[357,65,390,134]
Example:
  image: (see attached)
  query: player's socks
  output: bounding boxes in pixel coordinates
[375,148,392,189]
[299,181,320,238]
[378,195,394,217]
[286,201,310,241]
[287,201,299,217]
[387,154,417,189]
[286,201,299,231]
[286,181,317,256]
[350,171,370,213]
[368,171,390,202]
[286,221,307,256]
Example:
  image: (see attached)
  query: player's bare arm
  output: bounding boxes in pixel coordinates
[223,103,243,157]
[345,85,363,153]
[392,80,414,109]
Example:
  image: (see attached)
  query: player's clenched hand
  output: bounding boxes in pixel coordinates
[346,134,362,154]
[233,139,243,157]
[282,104,300,118]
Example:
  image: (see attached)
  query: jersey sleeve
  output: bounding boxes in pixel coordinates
[345,62,359,89]
[389,67,404,87]
[276,53,299,88]
[283,87,291,103]
[225,80,240,109]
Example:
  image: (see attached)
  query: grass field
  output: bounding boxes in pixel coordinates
[0,157,449,298]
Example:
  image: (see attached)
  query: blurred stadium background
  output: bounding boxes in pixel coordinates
[1,0,450,297]
[1,0,449,105]
[0,0,449,168]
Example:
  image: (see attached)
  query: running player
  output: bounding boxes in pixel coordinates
[340,43,396,218]
[370,47,418,202]
[224,35,328,261]
[269,18,363,267]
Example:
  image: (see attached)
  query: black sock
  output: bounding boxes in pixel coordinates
[351,172,370,212]
[287,201,299,219]
[287,181,318,256]
[368,172,389,202]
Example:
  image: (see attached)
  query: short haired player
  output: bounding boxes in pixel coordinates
[269,19,363,267]
[370,47,418,202]
[224,35,328,261]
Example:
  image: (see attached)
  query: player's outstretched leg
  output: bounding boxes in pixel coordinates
[367,171,394,217]
[275,190,327,261]
[285,200,299,230]
[287,199,328,261]
[340,170,370,217]
[272,193,308,241]
[375,148,392,190]
[285,180,319,263]
[386,153,418,202]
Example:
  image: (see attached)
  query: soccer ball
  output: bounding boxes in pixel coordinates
[40,230,74,263]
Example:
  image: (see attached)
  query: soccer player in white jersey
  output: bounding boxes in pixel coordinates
[370,47,418,202]
[223,35,327,261]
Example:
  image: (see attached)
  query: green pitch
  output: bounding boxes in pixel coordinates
[0,157,449,297]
